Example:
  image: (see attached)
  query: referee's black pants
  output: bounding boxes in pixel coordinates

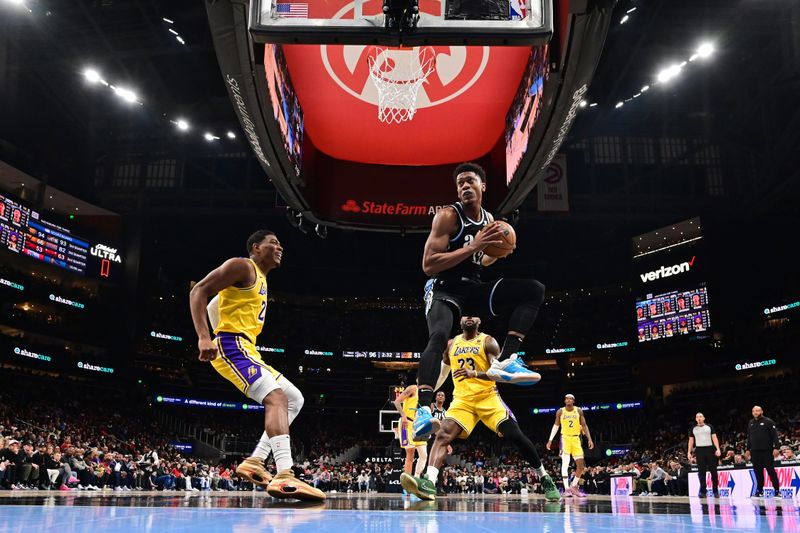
[751,449,780,495]
[695,446,718,494]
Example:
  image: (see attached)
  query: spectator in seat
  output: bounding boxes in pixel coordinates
[155,463,175,490]
[647,462,671,496]
[666,460,687,496]
[45,450,71,490]
[1,439,24,489]
[594,466,611,494]
[780,446,797,462]
[21,443,41,489]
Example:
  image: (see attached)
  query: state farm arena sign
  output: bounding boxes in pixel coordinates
[340,199,447,217]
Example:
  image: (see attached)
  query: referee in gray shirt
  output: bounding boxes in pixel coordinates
[688,412,721,497]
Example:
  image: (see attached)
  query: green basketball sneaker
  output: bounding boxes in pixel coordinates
[400,472,437,501]
[541,475,561,502]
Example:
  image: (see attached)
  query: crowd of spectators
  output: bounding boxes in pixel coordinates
[2,369,799,496]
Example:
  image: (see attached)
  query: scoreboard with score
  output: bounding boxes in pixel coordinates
[0,192,121,281]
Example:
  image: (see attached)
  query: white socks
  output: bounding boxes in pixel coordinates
[252,376,305,461]
[253,432,272,460]
[534,466,547,479]
[563,477,570,490]
[269,434,293,473]
[426,466,440,484]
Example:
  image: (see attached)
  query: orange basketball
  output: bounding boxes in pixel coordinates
[483,220,516,258]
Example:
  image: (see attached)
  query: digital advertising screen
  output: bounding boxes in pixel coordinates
[264,43,304,177]
[505,45,549,184]
[343,351,420,360]
[636,285,711,343]
[0,192,122,281]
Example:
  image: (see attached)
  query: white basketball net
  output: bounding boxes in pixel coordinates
[367,46,436,124]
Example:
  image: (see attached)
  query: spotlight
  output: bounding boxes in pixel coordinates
[656,64,682,83]
[83,69,101,83]
[579,100,587,108]
[315,224,328,239]
[204,132,219,142]
[615,101,623,109]
[176,36,185,45]
[226,131,236,139]
[162,17,174,24]
[641,85,650,92]
[112,86,139,104]
[174,119,190,131]
[620,15,629,24]
[697,42,714,59]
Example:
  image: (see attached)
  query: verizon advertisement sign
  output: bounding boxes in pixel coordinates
[640,256,696,283]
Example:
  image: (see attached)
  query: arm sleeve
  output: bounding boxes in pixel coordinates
[549,425,560,441]
[708,424,715,435]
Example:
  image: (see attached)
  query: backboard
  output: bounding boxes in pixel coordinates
[250,0,553,46]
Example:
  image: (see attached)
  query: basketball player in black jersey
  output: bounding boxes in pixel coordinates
[413,162,546,440]
[432,391,447,421]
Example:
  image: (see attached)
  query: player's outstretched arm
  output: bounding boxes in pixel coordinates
[189,258,254,361]
[422,209,503,276]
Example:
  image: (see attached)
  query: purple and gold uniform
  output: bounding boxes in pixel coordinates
[446,333,515,438]
[207,259,280,403]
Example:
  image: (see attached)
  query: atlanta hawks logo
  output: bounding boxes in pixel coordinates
[320,3,489,109]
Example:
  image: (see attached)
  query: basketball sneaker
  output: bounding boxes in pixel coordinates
[541,475,560,502]
[487,355,541,385]
[235,457,273,488]
[267,470,325,501]
[569,485,587,498]
[412,406,440,440]
[400,472,436,501]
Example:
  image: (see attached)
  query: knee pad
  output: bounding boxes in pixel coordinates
[277,375,304,425]
[527,279,546,305]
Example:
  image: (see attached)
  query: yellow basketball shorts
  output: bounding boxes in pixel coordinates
[561,435,584,458]
[445,393,515,438]
[211,332,281,403]
[399,420,427,449]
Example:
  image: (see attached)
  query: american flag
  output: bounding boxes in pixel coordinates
[276,2,308,18]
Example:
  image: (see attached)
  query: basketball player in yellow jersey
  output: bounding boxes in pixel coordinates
[400,316,560,502]
[189,229,323,501]
[393,384,428,478]
[547,394,594,498]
